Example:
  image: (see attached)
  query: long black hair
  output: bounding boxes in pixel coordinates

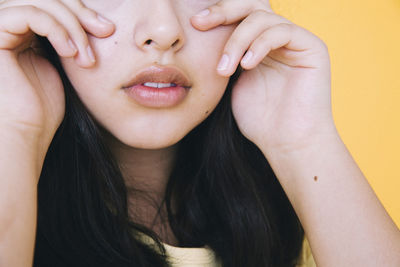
[33,35,305,267]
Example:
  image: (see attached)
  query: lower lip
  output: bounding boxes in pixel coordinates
[123,84,190,108]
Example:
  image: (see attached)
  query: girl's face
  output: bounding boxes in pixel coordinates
[60,0,235,149]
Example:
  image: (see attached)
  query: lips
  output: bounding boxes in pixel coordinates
[121,65,192,108]
[122,65,192,89]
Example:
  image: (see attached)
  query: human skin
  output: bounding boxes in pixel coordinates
[0,0,400,266]
[62,0,234,150]
[192,2,400,266]
[58,0,237,242]
[65,0,400,265]
[0,0,238,259]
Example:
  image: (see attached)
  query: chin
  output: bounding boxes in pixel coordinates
[113,128,186,150]
[127,139,181,150]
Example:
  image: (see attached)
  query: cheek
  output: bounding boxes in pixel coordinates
[58,21,236,149]
[59,30,123,103]
[189,27,232,67]
[185,24,236,99]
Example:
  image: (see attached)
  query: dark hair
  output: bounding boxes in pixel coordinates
[33,36,304,267]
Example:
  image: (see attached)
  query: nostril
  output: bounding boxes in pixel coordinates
[141,37,182,49]
[172,39,179,47]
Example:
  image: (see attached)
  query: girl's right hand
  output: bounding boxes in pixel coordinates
[0,0,114,152]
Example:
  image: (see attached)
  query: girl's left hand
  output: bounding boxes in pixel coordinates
[191,0,336,152]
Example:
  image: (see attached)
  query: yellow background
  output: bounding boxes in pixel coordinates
[269,0,400,227]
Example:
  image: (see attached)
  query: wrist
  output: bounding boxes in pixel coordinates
[258,130,351,207]
[0,126,47,179]
[259,122,340,157]
[259,128,345,179]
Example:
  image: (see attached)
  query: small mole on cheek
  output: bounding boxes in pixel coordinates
[314,176,318,182]
[205,110,209,115]
[114,41,118,45]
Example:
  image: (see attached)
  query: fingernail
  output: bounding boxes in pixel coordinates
[67,39,77,53]
[195,9,210,17]
[241,50,253,64]
[87,46,96,62]
[97,14,113,25]
[217,54,230,71]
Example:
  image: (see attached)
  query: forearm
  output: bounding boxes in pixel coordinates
[0,131,42,267]
[262,131,400,267]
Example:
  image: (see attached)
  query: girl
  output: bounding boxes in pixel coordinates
[0,0,399,266]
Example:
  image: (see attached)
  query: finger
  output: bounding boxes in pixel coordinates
[216,10,292,76]
[0,0,98,67]
[0,6,78,58]
[60,0,115,38]
[191,0,272,31]
[240,23,324,70]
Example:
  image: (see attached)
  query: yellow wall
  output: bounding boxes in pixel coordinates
[270,0,400,227]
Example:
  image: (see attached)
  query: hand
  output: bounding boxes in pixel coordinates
[191,0,336,152]
[0,0,114,154]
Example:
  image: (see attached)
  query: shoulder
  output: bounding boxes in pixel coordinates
[296,237,316,267]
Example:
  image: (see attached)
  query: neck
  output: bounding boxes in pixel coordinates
[103,130,179,245]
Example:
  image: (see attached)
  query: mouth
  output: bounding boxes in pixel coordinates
[121,65,192,108]
[122,65,192,89]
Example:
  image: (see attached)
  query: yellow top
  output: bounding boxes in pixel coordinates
[138,232,316,267]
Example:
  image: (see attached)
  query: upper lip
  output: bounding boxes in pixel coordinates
[122,65,192,89]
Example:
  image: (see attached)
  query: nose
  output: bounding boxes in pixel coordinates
[134,1,185,52]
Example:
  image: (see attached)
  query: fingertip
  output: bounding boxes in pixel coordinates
[217,66,234,77]
[74,55,96,69]
[65,49,78,58]
[190,10,224,31]
[217,70,232,77]
[57,39,78,58]
[86,45,96,63]
[97,14,114,26]
[71,46,96,69]
[96,14,116,34]
[240,61,252,70]
[194,9,211,18]
[79,12,115,38]
[190,16,210,31]
[240,50,254,69]
[67,39,78,54]
[88,18,115,38]
[95,25,116,38]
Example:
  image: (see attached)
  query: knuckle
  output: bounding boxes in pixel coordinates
[252,9,269,17]
[83,7,97,18]
[74,30,89,47]
[228,34,242,46]
[245,10,266,24]
[274,13,292,24]
[0,31,17,47]
[226,36,246,51]
[71,1,97,21]
[257,32,270,44]
[208,4,221,14]
[62,21,88,46]
[318,40,329,52]
[253,0,271,10]
[275,22,294,33]
[23,5,41,14]
[213,1,223,8]
[52,23,67,37]
[243,5,254,15]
